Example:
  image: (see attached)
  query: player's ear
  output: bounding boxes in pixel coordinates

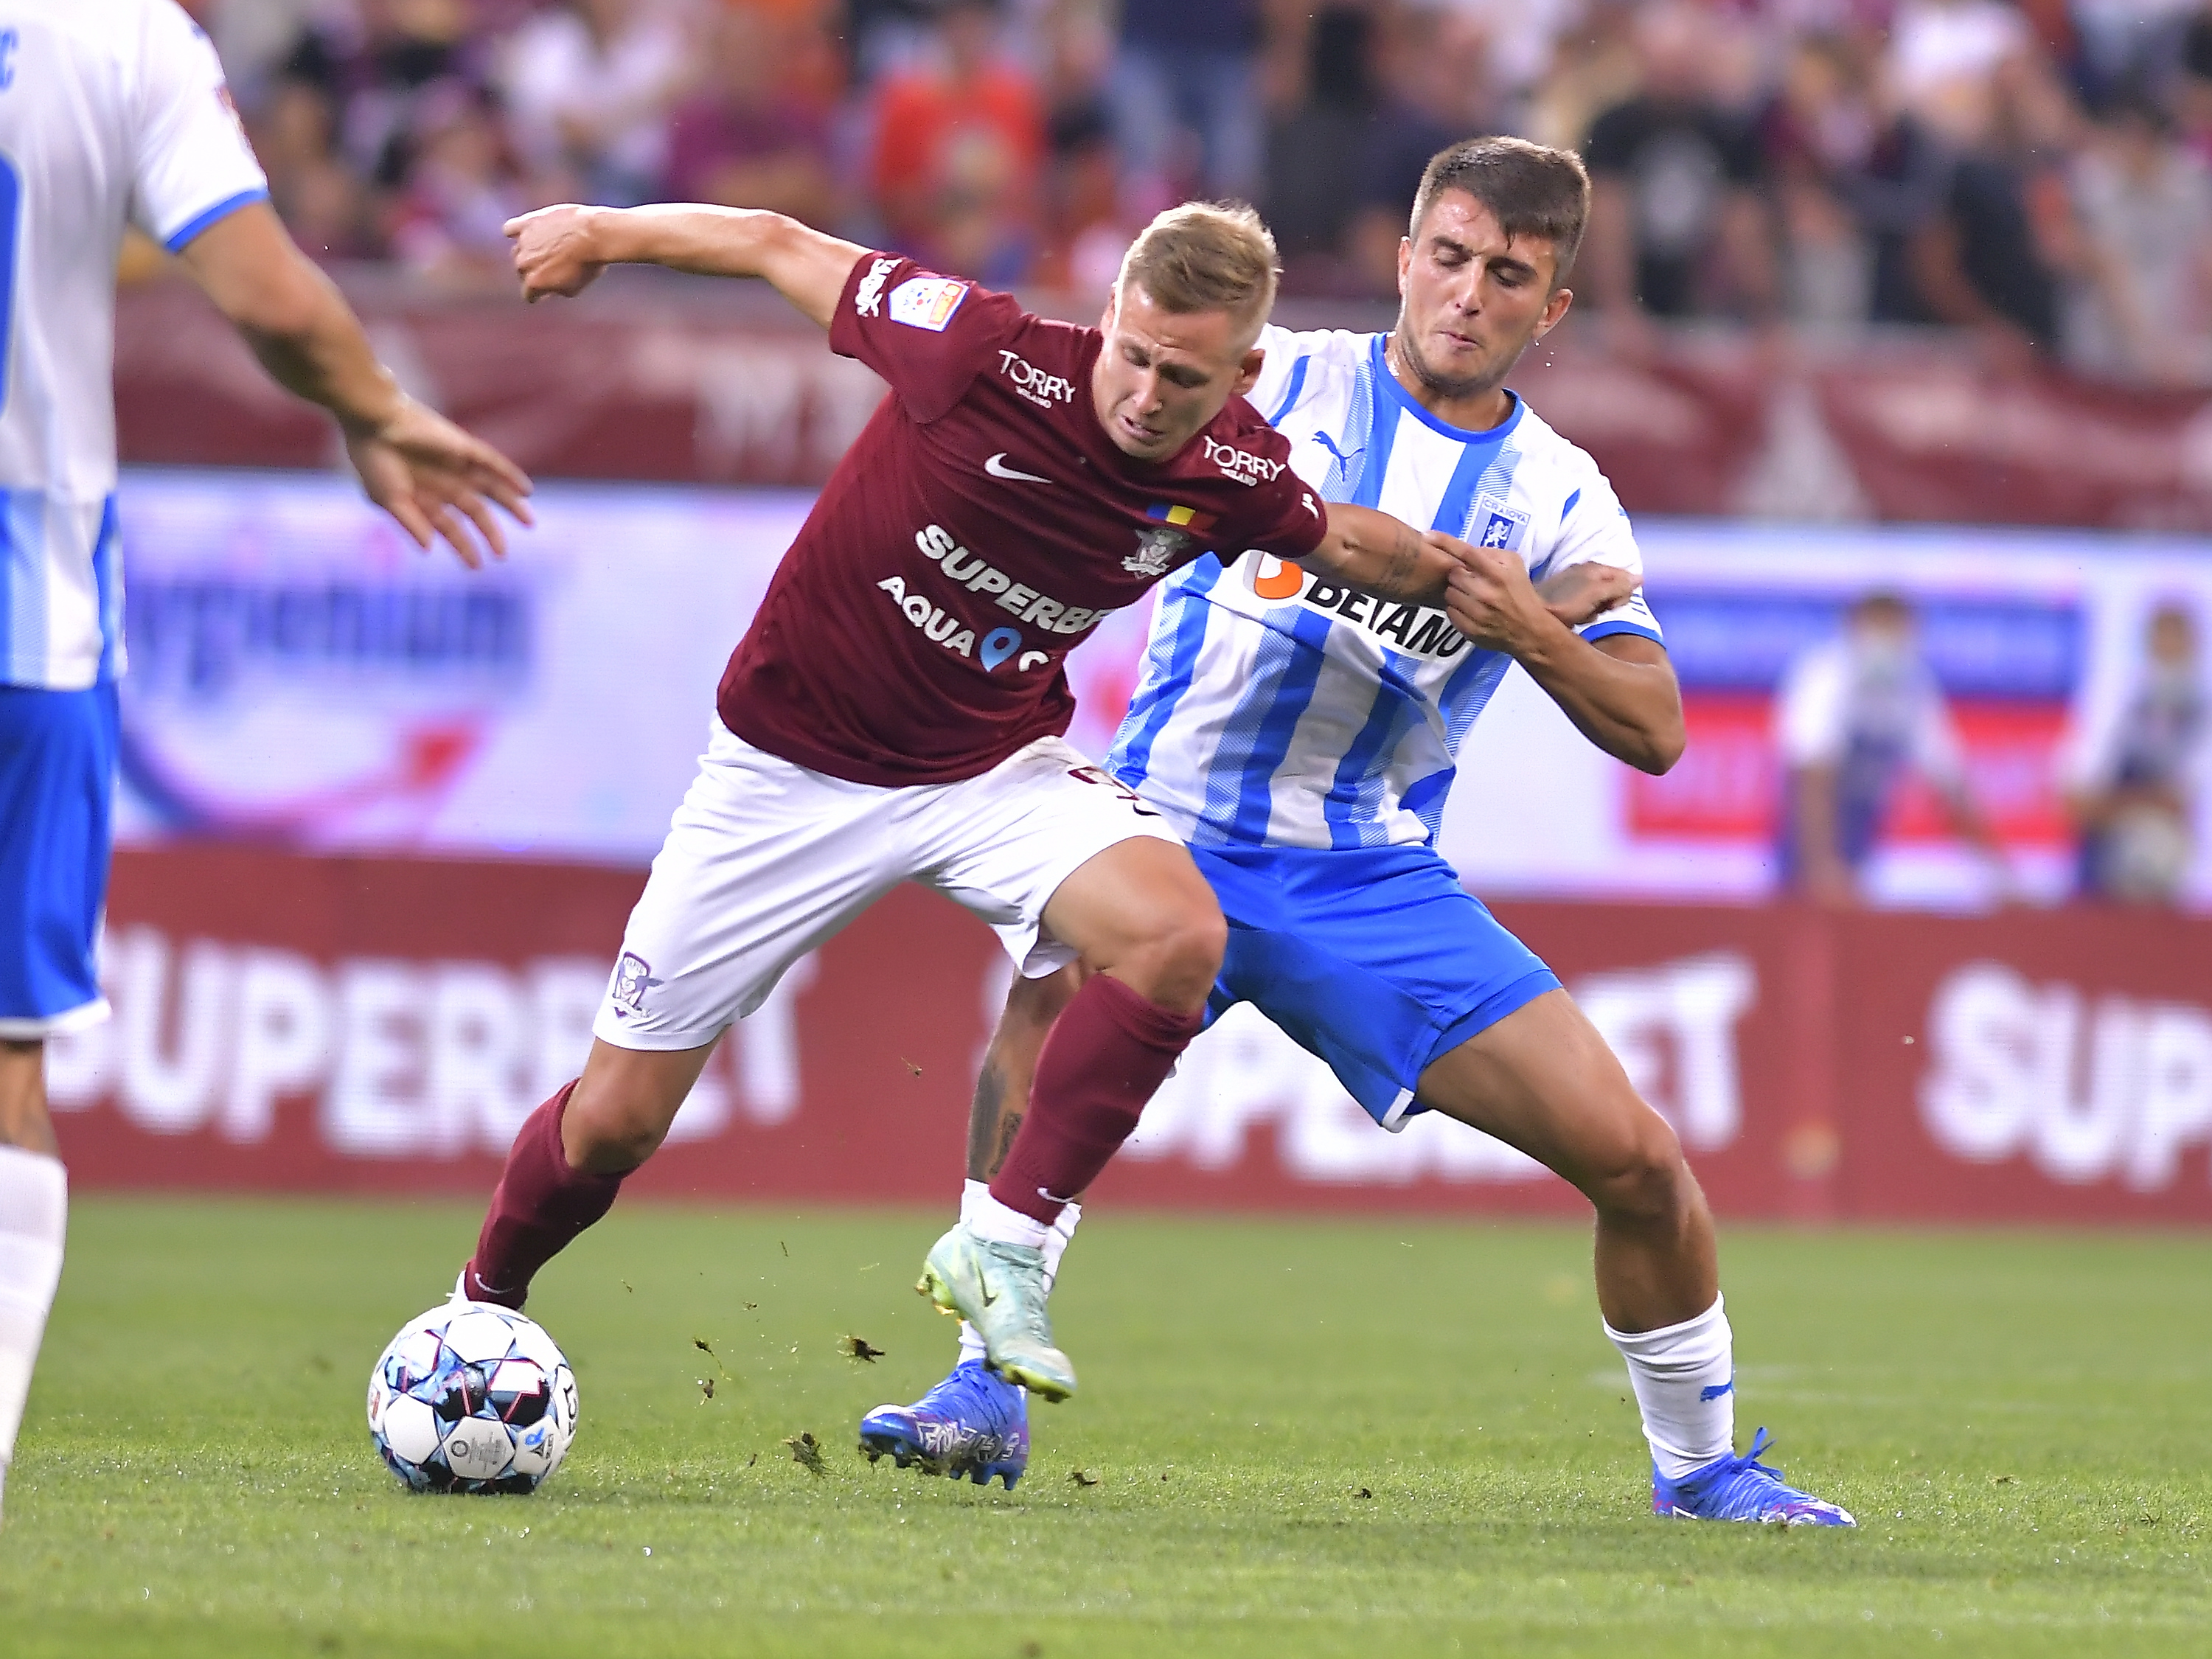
[1397,237,1413,297]
[1232,345,1265,397]
[1098,285,1118,333]
[1534,285,1573,339]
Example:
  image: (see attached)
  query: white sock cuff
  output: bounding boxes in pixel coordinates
[959,1178,990,1225]
[0,1148,66,1294]
[965,1192,1050,1250]
[1603,1293,1726,1359]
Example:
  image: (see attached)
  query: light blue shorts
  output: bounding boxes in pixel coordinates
[0,682,119,1035]
[1191,841,1559,1130]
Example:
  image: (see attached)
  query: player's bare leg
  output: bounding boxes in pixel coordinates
[1415,990,1716,1332]
[461,1037,720,1308]
[1417,990,1851,1523]
[0,1039,69,1525]
[921,839,1222,1399]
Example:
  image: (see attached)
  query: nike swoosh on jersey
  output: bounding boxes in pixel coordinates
[984,453,1053,484]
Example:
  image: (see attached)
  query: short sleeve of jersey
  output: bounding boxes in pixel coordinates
[1550,466,1663,645]
[829,254,1023,424]
[128,2,271,251]
[1232,433,1329,563]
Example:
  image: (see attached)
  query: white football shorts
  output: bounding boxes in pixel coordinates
[594,721,1183,1051]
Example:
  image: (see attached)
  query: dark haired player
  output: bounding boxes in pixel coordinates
[869,139,1856,1528]
[457,200,1481,1403]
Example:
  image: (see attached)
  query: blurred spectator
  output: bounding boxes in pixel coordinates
[1262,6,1380,291]
[867,0,1044,283]
[2180,8,2212,161]
[1032,0,1130,298]
[2064,91,2212,383]
[661,5,841,224]
[1894,42,2076,360]
[499,0,694,206]
[1581,2,1778,327]
[1763,31,1881,324]
[1342,5,1500,295]
[388,80,532,282]
[1775,591,2006,905]
[279,0,484,194]
[2062,602,2208,906]
[251,75,375,260]
[1110,0,1264,213]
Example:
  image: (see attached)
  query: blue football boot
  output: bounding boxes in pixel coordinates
[1652,1428,1857,1526]
[859,1360,1030,1489]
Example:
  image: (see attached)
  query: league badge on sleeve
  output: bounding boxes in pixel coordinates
[888,277,969,332]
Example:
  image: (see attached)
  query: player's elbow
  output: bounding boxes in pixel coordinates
[1634,715,1686,776]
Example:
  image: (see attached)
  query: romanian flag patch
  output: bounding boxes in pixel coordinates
[1147,502,1217,532]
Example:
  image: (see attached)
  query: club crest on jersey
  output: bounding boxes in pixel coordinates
[888,276,968,331]
[610,952,659,1016]
[1470,495,1528,551]
[853,257,897,319]
[1127,504,1214,576]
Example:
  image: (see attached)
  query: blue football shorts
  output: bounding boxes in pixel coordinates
[1190,841,1560,1131]
[0,682,119,1037]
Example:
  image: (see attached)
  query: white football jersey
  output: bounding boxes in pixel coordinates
[0,0,268,688]
[1108,326,1663,850]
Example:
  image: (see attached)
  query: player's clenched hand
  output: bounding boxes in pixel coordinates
[345,396,535,569]
[1442,539,1556,655]
[506,205,609,302]
[1534,562,1638,627]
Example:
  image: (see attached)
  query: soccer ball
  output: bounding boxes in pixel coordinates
[366,1301,579,1494]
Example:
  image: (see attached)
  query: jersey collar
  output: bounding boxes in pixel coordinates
[1368,334,1523,445]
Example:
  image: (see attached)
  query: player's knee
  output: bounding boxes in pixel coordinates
[563,1083,673,1174]
[1585,1110,1692,1228]
[1136,905,1227,1004]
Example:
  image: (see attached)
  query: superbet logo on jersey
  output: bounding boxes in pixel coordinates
[1200,434,1288,487]
[998,349,1077,408]
[874,524,1114,675]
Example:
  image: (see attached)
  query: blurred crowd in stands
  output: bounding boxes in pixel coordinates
[192,0,2212,384]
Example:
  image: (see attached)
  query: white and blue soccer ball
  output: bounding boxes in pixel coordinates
[367,1301,579,1494]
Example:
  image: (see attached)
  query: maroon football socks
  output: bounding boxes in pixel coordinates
[463,1082,628,1309]
[987,973,1203,1226]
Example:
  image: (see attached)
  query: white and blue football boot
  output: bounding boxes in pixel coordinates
[859,1360,1030,1489]
[1652,1427,1856,1526]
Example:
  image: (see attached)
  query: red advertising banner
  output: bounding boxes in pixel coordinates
[50,848,2212,1226]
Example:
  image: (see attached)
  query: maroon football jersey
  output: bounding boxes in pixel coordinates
[717,254,1327,786]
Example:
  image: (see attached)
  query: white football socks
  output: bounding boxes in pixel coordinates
[963,1183,1050,1250]
[957,1178,1079,1367]
[0,1147,69,1513]
[1604,1293,1735,1479]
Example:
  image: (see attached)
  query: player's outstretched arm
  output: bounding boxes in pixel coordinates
[506,204,869,330]
[1447,543,1685,775]
[176,203,532,568]
[1296,504,1464,605]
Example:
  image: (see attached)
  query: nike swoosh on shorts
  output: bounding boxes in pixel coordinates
[984,453,1053,484]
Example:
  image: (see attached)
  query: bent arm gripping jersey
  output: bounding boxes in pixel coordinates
[0,0,269,688]
[1108,327,1664,851]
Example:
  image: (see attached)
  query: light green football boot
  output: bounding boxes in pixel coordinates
[917,1223,1077,1402]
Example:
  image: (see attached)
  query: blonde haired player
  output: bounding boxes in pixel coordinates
[0,0,530,1523]
[456,197,1483,1400]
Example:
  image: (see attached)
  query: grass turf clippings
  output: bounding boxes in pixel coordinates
[1,1198,2208,1658]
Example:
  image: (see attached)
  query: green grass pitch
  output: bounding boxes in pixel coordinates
[1,1198,2208,1658]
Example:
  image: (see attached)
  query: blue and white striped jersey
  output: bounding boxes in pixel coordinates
[0,1,269,688]
[1108,326,1663,850]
